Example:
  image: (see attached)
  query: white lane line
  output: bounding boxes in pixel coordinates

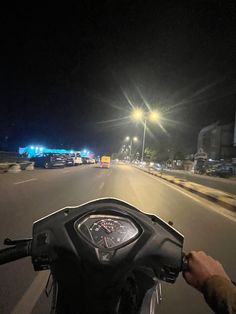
[140,170,236,223]
[11,271,49,314]
[14,178,37,185]
[99,182,105,190]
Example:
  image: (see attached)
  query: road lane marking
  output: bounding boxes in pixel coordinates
[11,271,49,314]
[14,178,37,185]
[140,170,236,223]
[99,182,105,190]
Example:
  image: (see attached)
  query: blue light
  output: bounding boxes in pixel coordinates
[36,146,39,150]
[70,150,74,154]
[83,149,87,153]
[30,146,34,149]
[39,147,43,151]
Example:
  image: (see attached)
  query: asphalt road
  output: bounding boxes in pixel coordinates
[0,163,236,314]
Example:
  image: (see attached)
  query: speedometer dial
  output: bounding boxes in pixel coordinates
[90,219,127,248]
[75,215,140,249]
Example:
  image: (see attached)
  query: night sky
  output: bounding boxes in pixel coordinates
[0,1,235,154]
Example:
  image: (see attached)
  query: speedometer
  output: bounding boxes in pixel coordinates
[75,215,140,249]
[89,219,127,248]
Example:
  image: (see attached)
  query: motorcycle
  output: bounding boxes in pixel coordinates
[0,198,188,314]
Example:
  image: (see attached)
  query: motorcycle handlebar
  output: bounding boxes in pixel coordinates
[0,240,32,265]
[181,252,189,272]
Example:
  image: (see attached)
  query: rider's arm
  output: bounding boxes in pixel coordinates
[183,251,236,314]
[203,275,236,314]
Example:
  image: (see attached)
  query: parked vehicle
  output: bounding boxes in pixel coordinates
[63,154,75,167]
[206,164,233,178]
[88,158,96,164]
[81,157,88,165]
[31,153,66,169]
[70,152,82,166]
[193,159,206,174]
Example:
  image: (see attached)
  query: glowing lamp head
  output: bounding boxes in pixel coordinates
[149,111,160,122]
[132,109,143,121]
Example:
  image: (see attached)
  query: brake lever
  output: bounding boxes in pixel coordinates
[4,238,32,246]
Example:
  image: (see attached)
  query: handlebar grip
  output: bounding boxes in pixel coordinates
[0,241,31,265]
[181,252,189,272]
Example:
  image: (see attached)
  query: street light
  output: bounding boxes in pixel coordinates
[124,136,139,160]
[131,108,161,162]
[132,109,143,121]
[149,111,160,122]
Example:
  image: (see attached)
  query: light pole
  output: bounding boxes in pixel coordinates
[132,109,160,163]
[130,136,138,159]
[141,119,147,163]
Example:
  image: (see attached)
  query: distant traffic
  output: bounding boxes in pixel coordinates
[18,145,99,169]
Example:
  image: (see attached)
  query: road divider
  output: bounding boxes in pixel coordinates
[0,162,35,173]
[8,164,21,173]
[134,166,236,212]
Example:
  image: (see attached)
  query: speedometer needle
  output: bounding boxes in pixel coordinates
[102,225,112,234]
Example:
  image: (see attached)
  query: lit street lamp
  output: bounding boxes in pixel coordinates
[124,136,139,159]
[132,108,160,162]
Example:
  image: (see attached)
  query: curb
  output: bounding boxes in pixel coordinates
[8,164,21,173]
[0,162,35,173]
[134,166,236,212]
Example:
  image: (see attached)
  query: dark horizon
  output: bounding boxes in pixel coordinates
[0,1,235,154]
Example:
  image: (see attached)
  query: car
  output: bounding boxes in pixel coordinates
[88,158,96,164]
[83,157,94,164]
[153,163,162,171]
[63,154,75,166]
[70,152,83,166]
[31,153,66,169]
[82,157,89,164]
[206,164,233,178]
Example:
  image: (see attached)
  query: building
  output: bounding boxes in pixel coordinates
[197,118,236,160]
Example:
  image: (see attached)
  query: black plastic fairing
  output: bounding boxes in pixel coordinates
[31,198,184,284]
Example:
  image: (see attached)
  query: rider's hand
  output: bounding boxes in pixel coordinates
[183,251,230,292]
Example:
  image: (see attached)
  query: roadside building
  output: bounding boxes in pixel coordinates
[197,119,236,161]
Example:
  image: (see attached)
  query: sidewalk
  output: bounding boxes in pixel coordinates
[158,169,236,195]
[135,166,236,212]
[164,168,236,181]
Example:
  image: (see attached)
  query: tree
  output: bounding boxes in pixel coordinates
[144,147,158,161]
[174,151,185,160]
